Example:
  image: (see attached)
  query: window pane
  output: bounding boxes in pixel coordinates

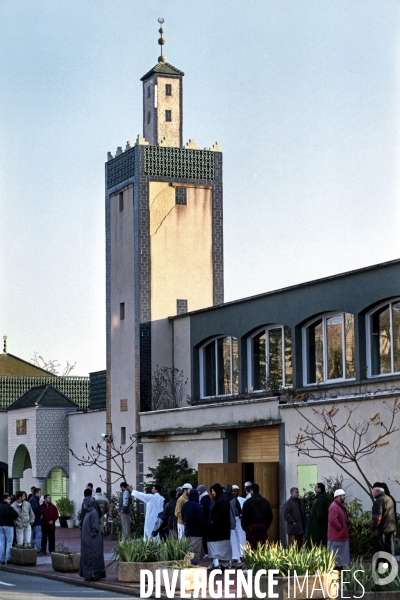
[204,341,216,396]
[268,328,283,389]
[284,326,293,386]
[393,302,400,372]
[345,313,355,378]
[371,307,391,375]
[217,337,231,395]
[326,315,343,380]
[232,338,239,393]
[307,319,323,383]
[252,332,266,390]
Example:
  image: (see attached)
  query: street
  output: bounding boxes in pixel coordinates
[0,571,133,600]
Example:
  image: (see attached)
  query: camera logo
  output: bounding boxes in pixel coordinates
[371,552,398,585]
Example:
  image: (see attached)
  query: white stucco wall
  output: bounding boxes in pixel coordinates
[281,395,400,509]
[0,411,8,465]
[68,410,107,512]
[172,315,191,406]
[8,407,37,477]
[141,430,224,488]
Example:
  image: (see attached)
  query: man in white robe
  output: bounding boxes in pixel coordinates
[128,484,165,539]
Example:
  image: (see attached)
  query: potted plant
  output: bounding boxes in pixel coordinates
[75,510,81,528]
[10,544,37,566]
[114,537,192,583]
[51,543,81,572]
[243,542,338,600]
[55,497,74,528]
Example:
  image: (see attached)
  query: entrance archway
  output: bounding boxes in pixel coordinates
[12,445,32,478]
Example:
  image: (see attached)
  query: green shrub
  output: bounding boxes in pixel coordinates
[343,558,400,592]
[113,536,193,563]
[346,498,372,557]
[145,455,198,497]
[55,497,74,517]
[243,542,336,577]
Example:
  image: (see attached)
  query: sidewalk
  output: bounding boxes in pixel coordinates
[0,528,235,598]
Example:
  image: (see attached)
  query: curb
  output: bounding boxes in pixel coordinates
[0,565,181,599]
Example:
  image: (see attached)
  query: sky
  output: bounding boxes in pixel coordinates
[1,1,400,376]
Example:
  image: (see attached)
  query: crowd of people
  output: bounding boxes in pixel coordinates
[283,481,397,569]
[122,480,273,571]
[0,487,59,564]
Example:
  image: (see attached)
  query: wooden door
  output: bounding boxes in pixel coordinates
[198,463,242,493]
[254,462,279,541]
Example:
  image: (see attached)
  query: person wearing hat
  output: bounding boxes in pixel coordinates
[244,482,252,501]
[232,485,245,508]
[198,485,211,556]
[128,484,165,539]
[371,483,396,556]
[327,489,350,569]
[175,483,192,539]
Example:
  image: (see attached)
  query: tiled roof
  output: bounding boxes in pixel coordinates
[140,62,184,81]
[8,385,78,410]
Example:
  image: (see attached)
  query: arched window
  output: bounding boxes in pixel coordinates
[367,299,400,376]
[200,336,238,398]
[248,325,292,392]
[303,313,355,384]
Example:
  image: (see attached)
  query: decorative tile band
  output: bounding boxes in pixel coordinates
[0,376,90,410]
[144,146,215,180]
[107,147,136,188]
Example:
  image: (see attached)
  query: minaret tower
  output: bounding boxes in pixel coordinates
[141,19,184,147]
[105,19,223,491]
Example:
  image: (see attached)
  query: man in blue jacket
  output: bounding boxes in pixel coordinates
[29,487,43,552]
[182,489,205,562]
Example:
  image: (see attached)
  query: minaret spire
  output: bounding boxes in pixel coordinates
[158,17,166,63]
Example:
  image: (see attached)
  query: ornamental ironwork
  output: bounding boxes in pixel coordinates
[144,146,215,180]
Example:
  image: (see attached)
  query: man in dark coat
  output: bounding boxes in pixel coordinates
[198,485,211,557]
[29,487,43,553]
[308,483,330,546]
[163,489,178,536]
[182,489,205,561]
[79,497,106,581]
[283,487,306,550]
[241,483,273,549]
[207,483,232,570]
[0,493,18,564]
[40,494,59,554]
[371,484,397,556]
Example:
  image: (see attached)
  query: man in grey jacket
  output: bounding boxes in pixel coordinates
[283,487,306,550]
[12,491,35,546]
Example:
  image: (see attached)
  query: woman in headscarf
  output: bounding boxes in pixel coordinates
[79,496,106,581]
[207,483,232,571]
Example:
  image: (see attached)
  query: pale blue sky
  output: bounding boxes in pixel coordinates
[1,1,400,375]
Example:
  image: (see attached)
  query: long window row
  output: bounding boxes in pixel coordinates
[199,299,400,398]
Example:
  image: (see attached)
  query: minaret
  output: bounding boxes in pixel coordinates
[141,19,184,147]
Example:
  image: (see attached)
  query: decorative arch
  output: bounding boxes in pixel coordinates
[12,444,32,478]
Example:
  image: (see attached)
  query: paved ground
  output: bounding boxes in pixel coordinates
[0,571,130,600]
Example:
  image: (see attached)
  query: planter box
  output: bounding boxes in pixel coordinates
[117,560,183,583]
[51,552,81,572]
[256,571,340,600]
[163,567,207,591]
[10,547,37,566]
[66,519,75,529]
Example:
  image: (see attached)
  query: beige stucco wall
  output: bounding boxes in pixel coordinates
[109,185,137,487]
[281,396,400,508]
[141,430,224,488]
[156,76,181,147]
[68,410,107,510]
[149,182,213,322]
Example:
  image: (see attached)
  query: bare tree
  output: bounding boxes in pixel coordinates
[31,351,76,376]
[285,399,400,498]
[69,433,137,484]
[149,366,188,411]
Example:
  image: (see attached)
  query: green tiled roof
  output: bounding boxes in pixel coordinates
[141,62,184,81]
[8,385,78,410]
